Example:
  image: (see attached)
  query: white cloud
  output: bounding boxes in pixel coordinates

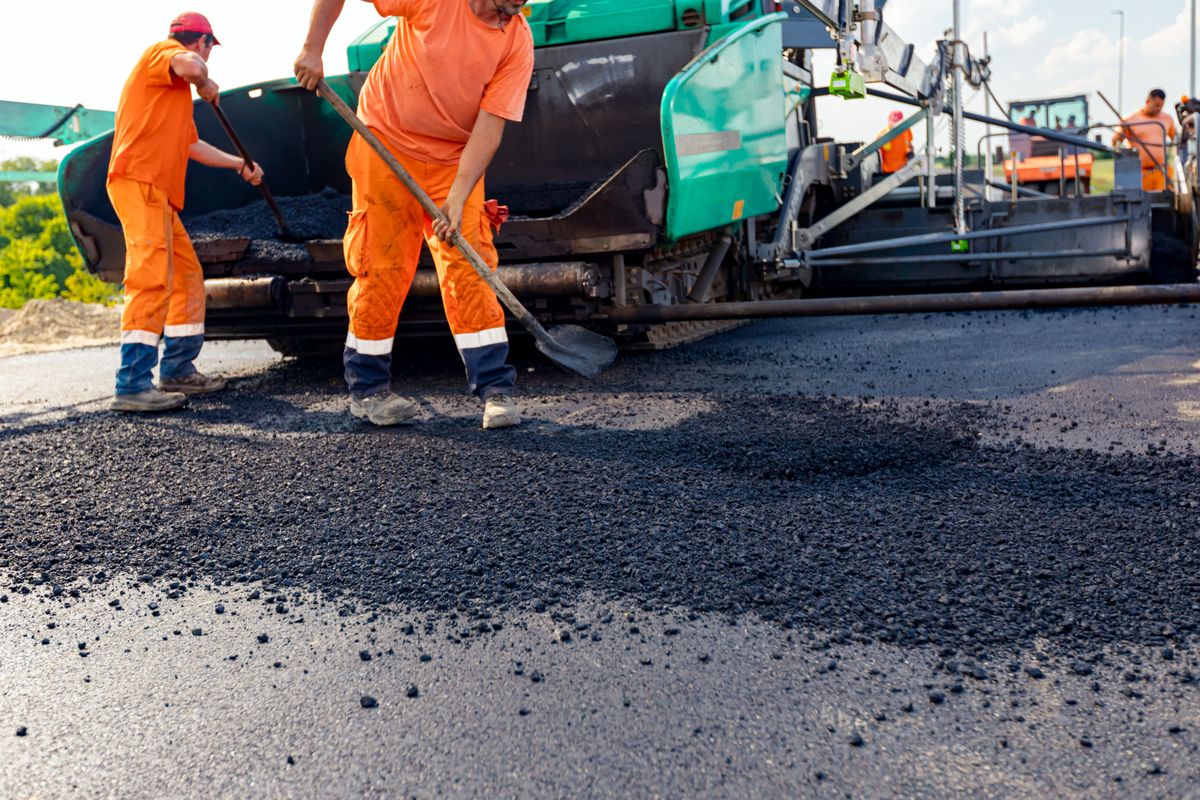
[968,0,1033,18]
[990,16,1048,50]
[1039,28,1116,71]
[1141,1,1191,54]
[1035,29,1121,98]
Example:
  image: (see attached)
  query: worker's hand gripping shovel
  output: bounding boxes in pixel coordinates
[314,79,618,379]
[207,101,308,243]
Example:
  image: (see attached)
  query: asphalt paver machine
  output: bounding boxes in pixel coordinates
[58,0,1200,354]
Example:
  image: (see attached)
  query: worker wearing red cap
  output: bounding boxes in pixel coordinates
[878,110,914,175]
[294,0,533,430]
[107,12,264,412]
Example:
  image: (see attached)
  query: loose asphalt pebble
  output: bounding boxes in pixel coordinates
[15,726,27,737]
[360,695,378,709]
[187,188,350,264]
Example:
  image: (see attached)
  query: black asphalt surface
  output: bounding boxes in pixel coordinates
[2,306,1199,798]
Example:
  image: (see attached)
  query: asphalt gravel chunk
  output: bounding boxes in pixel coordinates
[186,188,350,264]
[1,359,1199,678]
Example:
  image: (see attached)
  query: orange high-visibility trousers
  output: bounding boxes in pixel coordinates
[1142,166,1169,192]
[341,130,514,398]
[106,177,206,345]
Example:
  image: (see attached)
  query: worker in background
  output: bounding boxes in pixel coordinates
[1175,95,1200,163]
[108,12,264,412]
[1112,88,1177,192]
[294,0,533,430]
[1012,112,1037,161]
[878,111,914,175]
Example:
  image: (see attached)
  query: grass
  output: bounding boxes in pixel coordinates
[1091,159,1114,194]
[990,159,1116,195]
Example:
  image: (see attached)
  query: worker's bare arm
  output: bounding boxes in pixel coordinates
[188,140,265,185]
[433,110,507,242]
[294,0,349,90]
[171,53,220,103]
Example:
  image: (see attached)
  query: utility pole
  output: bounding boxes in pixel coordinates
[983,31,994,202]
[1114,10,1125,112]
[952,0,966,234]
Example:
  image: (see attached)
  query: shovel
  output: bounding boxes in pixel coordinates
[208,101,308,243]
[314,79,617,379]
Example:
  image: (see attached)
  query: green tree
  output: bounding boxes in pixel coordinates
[0,157,57,208]
[0,193,118,309]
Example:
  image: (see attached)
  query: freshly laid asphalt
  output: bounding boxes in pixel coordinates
[1,306,1199,798]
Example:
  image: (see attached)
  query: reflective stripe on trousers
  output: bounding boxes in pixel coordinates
[107,178,206,394]
[340,131,516,399]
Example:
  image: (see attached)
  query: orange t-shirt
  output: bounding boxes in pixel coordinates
[358,0,535,165]
[108,40,199,211]
[879,127,913,174]
[1120,109,1176,171]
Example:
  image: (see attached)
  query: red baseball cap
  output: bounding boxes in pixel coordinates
[170,12,220,45]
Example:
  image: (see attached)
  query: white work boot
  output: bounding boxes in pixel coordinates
[110,388,188,413]
[158,371,227,395]
[482,394,521,430]
[350,391,420,426]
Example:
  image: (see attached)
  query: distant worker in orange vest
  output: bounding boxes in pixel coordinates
[1112,88,1177,192]
[878,111,914,175]
[107,12,264,412]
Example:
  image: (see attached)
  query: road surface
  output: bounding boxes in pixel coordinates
[2,306,1199,798]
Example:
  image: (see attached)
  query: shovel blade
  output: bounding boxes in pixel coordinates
[535,325,618,378]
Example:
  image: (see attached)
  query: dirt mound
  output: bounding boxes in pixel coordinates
[0,299,120,357]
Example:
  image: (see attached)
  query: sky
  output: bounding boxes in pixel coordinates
[0,0,1196,161]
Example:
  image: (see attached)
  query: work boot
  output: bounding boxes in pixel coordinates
[482,394,521,430]
[110,388,188,413]
[158,372,227,395]
[350,391,420,426]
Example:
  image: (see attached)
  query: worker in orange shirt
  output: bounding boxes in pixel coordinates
[294,0,534,430]
[1112,88,1177,192]
[108,12,263,412]
[878,111,914,175]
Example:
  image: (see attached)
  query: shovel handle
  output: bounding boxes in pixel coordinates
[209,101,295,236]
[314,79,550,341]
